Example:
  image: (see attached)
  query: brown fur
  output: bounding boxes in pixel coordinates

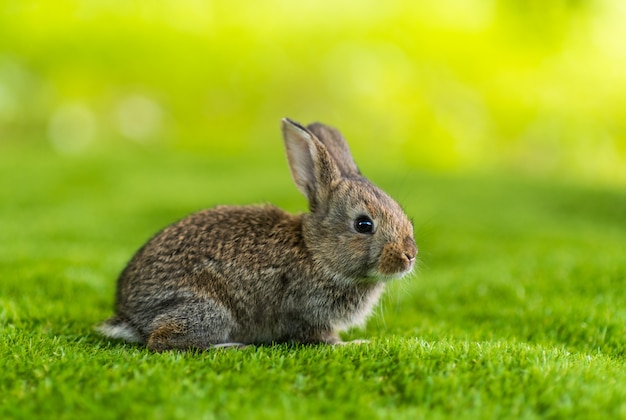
[97,119,417,351]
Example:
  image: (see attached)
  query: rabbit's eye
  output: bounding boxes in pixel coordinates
[354,215,374,234]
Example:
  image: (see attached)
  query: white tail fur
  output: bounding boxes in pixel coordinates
[96,320,142,343]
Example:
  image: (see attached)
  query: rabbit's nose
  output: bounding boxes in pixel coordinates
[403,237,418,261]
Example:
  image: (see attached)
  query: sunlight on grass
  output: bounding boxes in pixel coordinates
[1,148,625,418]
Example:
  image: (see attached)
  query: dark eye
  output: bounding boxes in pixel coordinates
[354,215,374,234]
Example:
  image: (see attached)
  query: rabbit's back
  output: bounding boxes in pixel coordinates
[125,205,302,274]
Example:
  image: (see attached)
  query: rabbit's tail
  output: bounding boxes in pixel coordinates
[96,315,142,343]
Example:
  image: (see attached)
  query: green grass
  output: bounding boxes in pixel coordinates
[1,146,626,419]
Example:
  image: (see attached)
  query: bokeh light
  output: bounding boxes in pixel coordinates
[0,0,625,183]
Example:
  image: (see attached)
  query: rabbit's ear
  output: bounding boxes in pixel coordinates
[306,123,361,178]
[282,118,341,211]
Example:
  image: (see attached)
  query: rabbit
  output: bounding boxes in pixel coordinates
[97,118,418,351]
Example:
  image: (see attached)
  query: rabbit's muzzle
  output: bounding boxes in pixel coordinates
[377,236,418,277]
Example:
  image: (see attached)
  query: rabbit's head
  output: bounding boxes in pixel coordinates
[282,119,417,283]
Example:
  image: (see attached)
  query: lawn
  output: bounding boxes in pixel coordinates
[1,145,625,419]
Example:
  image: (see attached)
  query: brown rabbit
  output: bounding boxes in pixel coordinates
[97,118,417,351]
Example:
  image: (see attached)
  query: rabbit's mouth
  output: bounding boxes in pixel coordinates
[366,263,414,282]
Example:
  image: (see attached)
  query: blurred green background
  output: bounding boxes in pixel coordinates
[1,0,625,183]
